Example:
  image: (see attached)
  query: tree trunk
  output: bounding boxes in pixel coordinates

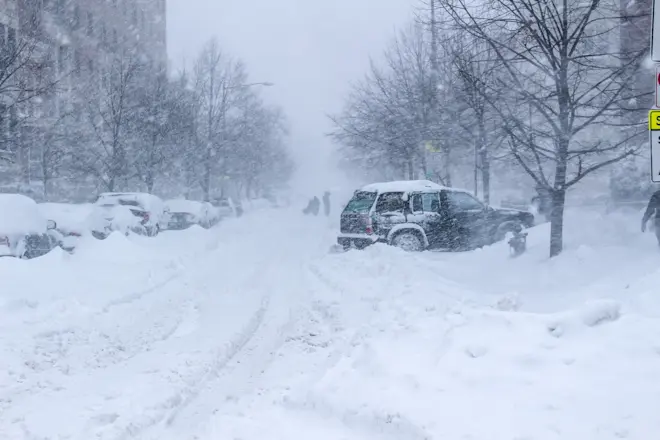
[548,188,566,257]
[407,159,414,180]
[480,148,490,204]
[477,118,490,204]
[442,147,451,186]
[146,174,154,194]
[202,147,211,201]
[419,145,428,178]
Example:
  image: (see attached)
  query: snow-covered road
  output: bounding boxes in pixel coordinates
[2,206,660,439]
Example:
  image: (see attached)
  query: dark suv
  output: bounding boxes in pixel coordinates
[338,180,534,252]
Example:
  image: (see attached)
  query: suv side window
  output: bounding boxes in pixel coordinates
[446,191,484,211]
[421,192,440,213]
[375,192,405,213]
[411,194,423,212]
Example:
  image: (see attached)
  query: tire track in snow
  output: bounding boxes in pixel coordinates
[140,260,313,440]
[106,255,281,440]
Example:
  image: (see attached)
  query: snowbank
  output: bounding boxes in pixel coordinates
[38,202,92,232]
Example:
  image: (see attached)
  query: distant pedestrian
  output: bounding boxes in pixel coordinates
[310,196,320,216]
[303,196,321,216]
[642,189,660,246]
[322,191,331,216]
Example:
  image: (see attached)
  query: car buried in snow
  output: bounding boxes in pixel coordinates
[163,199,218,230]
[87,192,166,239]
[337,180,534,252]
[0,194,61,258]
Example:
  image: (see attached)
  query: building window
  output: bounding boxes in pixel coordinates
[73,50,81,76]
[7,28,16,52]
[58,45,68,74]
[87,12,94,36]
[73,5,80,29]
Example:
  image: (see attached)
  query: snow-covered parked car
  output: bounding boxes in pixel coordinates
[337,180,535,252]
[88,192,165,239]
[211,197,236,219]
[0,194,60,258]
[38,203,92,252]
[164,199,216,230]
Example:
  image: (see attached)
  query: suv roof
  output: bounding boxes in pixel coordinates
[359,179,450,193]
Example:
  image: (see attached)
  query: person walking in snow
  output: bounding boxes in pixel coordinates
[302,196,320,216]
[322,191,331,217]
[310,196,320,216]
[641,189,660,246]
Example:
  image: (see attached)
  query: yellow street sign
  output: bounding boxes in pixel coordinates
[649,110,660,130]
[424,140,441,153]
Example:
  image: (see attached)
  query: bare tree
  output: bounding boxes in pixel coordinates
[331,25,455,181]
[450,37,508,203]
[71,50,144,192]
[0,11,59,166]
[131,70,186,193]
[192,39,248,201]
[441,0,647,256]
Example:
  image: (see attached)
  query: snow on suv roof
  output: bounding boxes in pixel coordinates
[359,180,450,193]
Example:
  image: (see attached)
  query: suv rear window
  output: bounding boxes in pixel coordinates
[375,192,406,213]
[344,191,377,213]
[118,200,140,207]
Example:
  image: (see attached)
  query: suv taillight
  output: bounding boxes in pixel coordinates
[365,216,373,235]
[143,212,150,222]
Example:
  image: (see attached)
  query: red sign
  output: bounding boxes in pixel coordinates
[656,67,660,108]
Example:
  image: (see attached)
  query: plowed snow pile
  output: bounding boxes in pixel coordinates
[1,207,659,440]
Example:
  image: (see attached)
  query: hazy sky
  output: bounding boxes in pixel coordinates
[167,0,413,194]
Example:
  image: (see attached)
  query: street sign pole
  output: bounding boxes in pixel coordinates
[653,0,660,62]
[651,1,660,181]
[649,111,660,183]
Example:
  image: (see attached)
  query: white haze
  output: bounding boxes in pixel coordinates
[167,0,413,197]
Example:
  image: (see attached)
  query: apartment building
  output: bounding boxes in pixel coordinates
[0,0,19,161]
[21,0,167,112]
[0,0,167,190]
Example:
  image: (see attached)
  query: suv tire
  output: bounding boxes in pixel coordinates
[392,231,424,252]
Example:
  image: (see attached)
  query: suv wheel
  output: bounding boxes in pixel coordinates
[392,231,424,252]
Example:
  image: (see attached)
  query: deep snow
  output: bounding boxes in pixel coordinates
[1,205,659,439]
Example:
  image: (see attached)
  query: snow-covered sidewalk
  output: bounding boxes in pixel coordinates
[1,207,659,439]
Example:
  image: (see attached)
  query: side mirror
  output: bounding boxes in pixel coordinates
[47,220,57,230]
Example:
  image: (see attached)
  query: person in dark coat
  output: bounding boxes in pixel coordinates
[642,190,660,246]
[303,196,321,216]
[310,196,320,216]
[322,191,331,216]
